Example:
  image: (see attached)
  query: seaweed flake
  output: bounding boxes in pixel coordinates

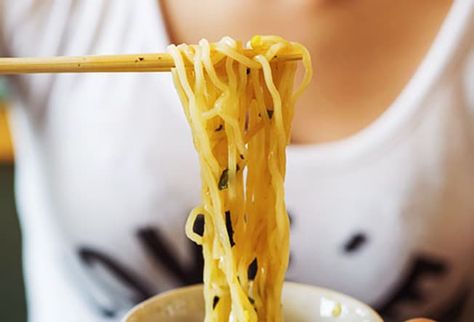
[218,169,229,190]
[225,211,235,247]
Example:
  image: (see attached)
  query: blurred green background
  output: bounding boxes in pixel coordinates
[0,165,26,322]
[0,78,26,321]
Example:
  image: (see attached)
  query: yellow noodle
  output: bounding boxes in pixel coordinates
[168,35,312,322]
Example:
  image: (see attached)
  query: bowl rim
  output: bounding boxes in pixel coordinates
[123,282,384,321]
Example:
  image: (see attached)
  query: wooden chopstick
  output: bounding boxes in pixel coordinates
[0,51,302,74]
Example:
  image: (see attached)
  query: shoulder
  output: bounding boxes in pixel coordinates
[1,0,83,56]
[0,0,162,57]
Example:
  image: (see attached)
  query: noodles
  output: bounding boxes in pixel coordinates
[168,35,312,322]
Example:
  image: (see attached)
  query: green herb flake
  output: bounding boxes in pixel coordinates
[192,214,205,237]
[248,258,258,280]
[218,169,229,190]
[213,296,220,309]
[267,109,274,119]
[225,210,235,247]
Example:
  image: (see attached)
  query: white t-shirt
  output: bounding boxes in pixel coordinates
[1,1,473,321]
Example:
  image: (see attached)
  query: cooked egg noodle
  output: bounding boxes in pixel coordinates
[168,35,312,322]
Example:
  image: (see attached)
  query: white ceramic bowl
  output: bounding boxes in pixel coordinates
[123,282,383,322]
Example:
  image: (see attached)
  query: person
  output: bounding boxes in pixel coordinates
[0,0,473,321]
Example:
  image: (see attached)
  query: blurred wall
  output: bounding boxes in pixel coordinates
[0,78,26,322]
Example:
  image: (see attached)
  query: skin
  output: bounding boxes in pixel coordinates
[159,0,452,144]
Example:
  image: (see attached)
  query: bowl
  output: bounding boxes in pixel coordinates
[123,282,383,322]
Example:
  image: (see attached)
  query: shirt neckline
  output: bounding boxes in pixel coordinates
[287,0,474,167]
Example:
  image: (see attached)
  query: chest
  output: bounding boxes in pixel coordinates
[160,0,453,144]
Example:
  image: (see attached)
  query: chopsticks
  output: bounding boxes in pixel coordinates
[0,51,302,74]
